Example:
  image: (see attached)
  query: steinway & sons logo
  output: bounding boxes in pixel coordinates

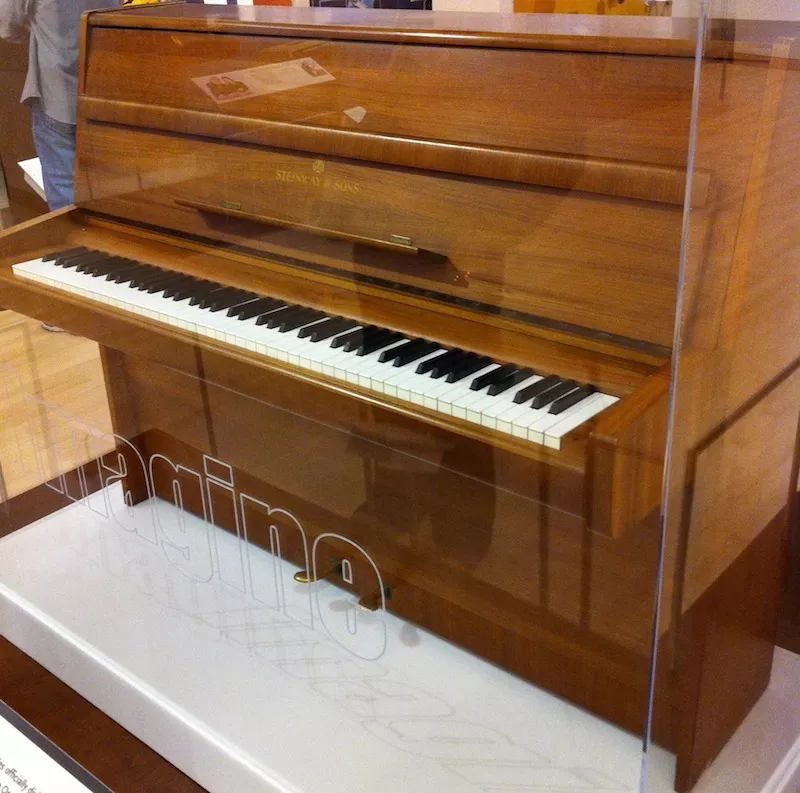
[275,159,360,193]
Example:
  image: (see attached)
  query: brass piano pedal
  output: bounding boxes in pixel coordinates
[357,585,392,612]
[293,559,342,584]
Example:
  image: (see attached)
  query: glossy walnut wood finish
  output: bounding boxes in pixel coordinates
[96,345,663,739]
[75,123,681,350]
[89,4,700,55]
[5,9,795,793]
[81,26,695,170]
[0,210,663,512]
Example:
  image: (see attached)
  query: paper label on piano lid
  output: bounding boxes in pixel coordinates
[192,58,335,105]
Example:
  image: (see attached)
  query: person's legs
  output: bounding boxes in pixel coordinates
[30,103,77,332]
[30,103,77,212]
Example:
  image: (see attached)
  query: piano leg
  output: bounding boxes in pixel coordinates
[99,346,151,508]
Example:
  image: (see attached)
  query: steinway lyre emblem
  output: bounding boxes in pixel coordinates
[312,159,325,174]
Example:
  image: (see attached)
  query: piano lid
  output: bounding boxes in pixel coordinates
[87,4,700,56]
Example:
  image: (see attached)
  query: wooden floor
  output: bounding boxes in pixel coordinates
[0,310,114,499]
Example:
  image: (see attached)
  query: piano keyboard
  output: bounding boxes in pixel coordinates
[13,248,618,450]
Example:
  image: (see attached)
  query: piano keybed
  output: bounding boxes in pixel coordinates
[13,247,618,450]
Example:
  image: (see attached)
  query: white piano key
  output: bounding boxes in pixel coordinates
[378,350,447,397]
[542,394,619,450]
[477,376,541,429]
[436,365,497,417]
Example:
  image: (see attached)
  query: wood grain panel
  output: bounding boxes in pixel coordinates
[83,26,694,168]
[75,123,682,348]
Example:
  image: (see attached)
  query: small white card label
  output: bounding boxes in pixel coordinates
[193,58,335,104]
[0,709,98,793]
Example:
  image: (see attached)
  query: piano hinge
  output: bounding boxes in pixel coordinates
[389,234,413,247]
[222,200,242,211]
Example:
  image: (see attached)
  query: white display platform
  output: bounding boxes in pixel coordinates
[0,485,654,793]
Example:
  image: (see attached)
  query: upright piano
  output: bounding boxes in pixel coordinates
[0,6,790,792]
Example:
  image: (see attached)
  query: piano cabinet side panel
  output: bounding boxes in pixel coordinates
[0,208,83,266]
[588,366,669,540]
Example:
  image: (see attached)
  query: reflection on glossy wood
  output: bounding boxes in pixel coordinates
[0,311,113,498]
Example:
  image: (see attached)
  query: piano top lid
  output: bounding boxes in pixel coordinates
[88,4,701,57]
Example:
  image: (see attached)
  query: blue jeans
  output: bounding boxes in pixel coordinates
[31,104,77,211]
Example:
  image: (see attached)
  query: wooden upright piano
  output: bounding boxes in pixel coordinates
[0,6,793,792]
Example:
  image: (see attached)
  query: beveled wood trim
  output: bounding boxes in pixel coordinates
[590,365,671,448]
[87,6,699,57]
[78,99,708,208]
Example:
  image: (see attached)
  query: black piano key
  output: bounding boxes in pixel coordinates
[513,374,561,404]
[352,328,391,354]
[446,356,494,384]
[279,309,327,333]
[393,340,441,367]
[531,380,578,410]
[135,270,176,291]
[134,271,178,292]
[197,286,242,309]
[309,318,358,343]
[106,261,147,281]
[487,368,535,396]
[379,337,424,364]
[147,272,194,294]
[112,264,155,285]
[171,279,214,301]
[357,330,404,357]
[80,257,125,277]
[128,267,168,289]
[81,255,124,275]
[549,384,597,415]
[189,284,227,306]
[345,326,384,353]
[90,257,137,277]
[331,327,366,350]
[299,316,345,340]
[68,251,110,271]
[416,348,459,375]
[259,305,303,328]
[55,249,100,268]
[470,362,516,392]
[162,275,201,297]
[230,297,282,320]
[43,247,87,263]
[431,351,472,379]
[208,291,260,313]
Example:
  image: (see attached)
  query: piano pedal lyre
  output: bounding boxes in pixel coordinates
[293,559,342,584]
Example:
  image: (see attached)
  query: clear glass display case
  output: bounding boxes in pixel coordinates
[0,3,797,792]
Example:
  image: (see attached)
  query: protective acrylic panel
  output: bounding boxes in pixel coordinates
[648,4,800,793]
[0,4,712,793]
